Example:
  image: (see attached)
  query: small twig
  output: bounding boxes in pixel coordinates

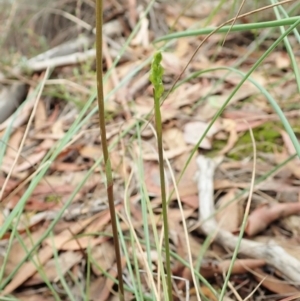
[197,155,300,283]
[15,49,96,73]
[27,36,92,62]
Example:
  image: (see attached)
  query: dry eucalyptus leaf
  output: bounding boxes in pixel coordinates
[183,120,221,149]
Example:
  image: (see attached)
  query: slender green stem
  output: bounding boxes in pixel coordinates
[155,99,173,300]
[150,53,173,301]
[95,0,124,300]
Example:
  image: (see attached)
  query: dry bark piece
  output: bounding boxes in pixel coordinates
[196,155,300,283]
[28,36,92,62]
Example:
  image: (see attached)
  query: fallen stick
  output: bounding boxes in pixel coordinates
[196,155,300,283]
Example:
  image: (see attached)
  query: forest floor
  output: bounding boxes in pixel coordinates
[0,0,300,300]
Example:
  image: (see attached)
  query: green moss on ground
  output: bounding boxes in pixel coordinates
[210,121,286,160]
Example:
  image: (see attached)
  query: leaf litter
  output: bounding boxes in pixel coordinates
[1,0,300,300]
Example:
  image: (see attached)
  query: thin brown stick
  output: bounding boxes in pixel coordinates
[95,0,124,299]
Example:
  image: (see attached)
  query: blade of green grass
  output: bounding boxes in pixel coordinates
[219,128,256,301]
[171,20,300,201]
[0,121,135,290]
[272,0,300,92]
[155,16,299,42]
[276,2,300,42]
[50,232,77,301]
[134,122,157,299]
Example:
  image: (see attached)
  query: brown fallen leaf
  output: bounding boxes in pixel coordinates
[144,161,173,196]
[34,100,47,130]
[44,171,102,188]
[214,179,248,190]
[79,145,101,160]
[274,52,291,69]
[203,69,266,86]
[196,83,259,120]
[223,109,264,120]
[89,276,107,301]
[23,251,82,286]
[1,139,53,174]
[32,183,74,195]
[85,204,123,234]
[183,120,222,149]
[275,150,300,180]
[2,213,100,295]
[170,220,189,284]
[0,176,19,194]
[135,83,204,121]
[163,127,187,150]
[197,286,218,301]
[0,227,46,278]
[144,151,202,213]
[200,258,266,279]
[257,179,300,193]
[50,162,88,171]
[176,152,199,198]
[281,130,300,159]
[278,293,300,301]
[14,292,56,301]
[5,130,23,159]
[166,208,194,223]
[180,195,199,209]
[218,119,238,155]
[141,145,192,161]
[235,119,267,132]
[91,240,116,276]
[222,110,270,132]
[0,212,47,240]
[181,258,266,291]
[21,197,58,211]
[96,258,126,301]
[251,268,299,295]
[216,189,241,232]
[245,202,300,237]
[43,207,118,250]
[60,236,107,251]
[1,151,46,174]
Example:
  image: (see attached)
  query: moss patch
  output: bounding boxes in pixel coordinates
[209,121,286,160]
